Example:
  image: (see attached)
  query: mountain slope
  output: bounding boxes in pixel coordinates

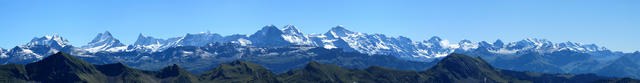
[25,52,107,82]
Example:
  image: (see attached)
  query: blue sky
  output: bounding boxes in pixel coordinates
[0,0,638,52]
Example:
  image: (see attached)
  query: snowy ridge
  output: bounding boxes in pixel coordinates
[0,25,620,62]
[471,38,610,55]
[25,34,70,48]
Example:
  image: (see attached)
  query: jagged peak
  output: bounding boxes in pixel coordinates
[261,24,278,30]
[82,31,125,50]
[281,24,303,35]
[89,31,118,43]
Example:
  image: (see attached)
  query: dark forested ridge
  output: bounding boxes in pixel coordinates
[0,52,637,83]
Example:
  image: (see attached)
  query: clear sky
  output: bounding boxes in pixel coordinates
[0,0,638,52]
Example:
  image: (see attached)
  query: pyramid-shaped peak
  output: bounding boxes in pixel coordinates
[250,24,285,37]
[254,25,280,33]
[282,24,303,35]
[137,33,146,38]
[330,25,351,32]
[82,31,125,50]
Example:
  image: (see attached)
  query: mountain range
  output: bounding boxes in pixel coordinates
[1,25,639,79]
[1,52,637,83]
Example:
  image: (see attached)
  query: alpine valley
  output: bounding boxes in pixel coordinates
[1,25,639,81]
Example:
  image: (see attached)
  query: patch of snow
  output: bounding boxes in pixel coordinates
[232,38,252,46]
[439,40,460,48]
[106,46,128,52]
[489,48,519,54]
[0,53,7,58]
[323,45,337,49]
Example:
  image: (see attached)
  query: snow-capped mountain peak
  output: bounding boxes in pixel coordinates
[171,32,223,46]
[247,25,291,46]
[325,25,355,38]
[458,39,478,51]
[26,34,71,48]
[281,25,312,45]
[82,31,126,52]
[281,24,303,35]
[134,33,167,46]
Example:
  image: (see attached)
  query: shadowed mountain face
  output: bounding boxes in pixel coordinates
[25,52,107,83]
[0,52,637,83]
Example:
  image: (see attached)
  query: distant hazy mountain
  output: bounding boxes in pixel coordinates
[1,52,635,83]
